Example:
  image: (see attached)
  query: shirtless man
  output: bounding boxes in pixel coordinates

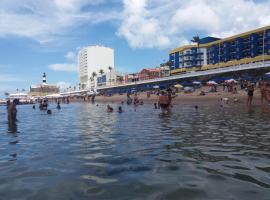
[158,91,170,114]
[8,99,19,122]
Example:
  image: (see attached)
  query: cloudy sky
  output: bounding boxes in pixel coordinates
[0,0,270,95]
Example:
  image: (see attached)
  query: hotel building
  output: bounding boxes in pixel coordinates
[169,25,270,74]
[78,45,115,90]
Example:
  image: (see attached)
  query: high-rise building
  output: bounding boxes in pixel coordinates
[78,45,115,90]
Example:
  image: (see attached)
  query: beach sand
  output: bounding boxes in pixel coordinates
[91,86,264,106]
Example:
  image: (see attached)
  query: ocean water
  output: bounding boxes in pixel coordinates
[0,103,270,200]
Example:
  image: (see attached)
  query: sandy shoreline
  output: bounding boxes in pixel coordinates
[72,86,265,106]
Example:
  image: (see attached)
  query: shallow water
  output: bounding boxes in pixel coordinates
[0,103,270,200]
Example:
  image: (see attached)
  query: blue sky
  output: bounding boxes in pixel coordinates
[0,0,270,95]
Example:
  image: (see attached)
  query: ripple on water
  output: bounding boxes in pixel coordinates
[0,103,270,199]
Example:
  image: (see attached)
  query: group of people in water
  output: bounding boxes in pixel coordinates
[6,98,63,124]
[106,89,175,114]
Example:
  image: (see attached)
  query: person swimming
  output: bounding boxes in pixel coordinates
[32,105,35,109]
[47,110,52,114]
[118,106,123,113]
[107,105,113,112]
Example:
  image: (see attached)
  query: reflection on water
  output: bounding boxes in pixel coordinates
[0,103,270,200]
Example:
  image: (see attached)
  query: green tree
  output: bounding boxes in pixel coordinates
[99,69,104,75]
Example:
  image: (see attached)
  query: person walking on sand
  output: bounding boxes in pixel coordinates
[247,84,254,106]
[158,91,170,114]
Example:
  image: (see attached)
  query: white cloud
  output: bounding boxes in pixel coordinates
[0,0,270,49]
[49,63,77,72]
[0,0,118,43]
[117,0,270,49]
[65,51,76,61]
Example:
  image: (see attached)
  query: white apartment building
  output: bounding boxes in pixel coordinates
[78,45,115,90]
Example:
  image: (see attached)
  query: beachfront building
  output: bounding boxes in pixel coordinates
[29,73,59,96]
[78,45,115,90]
[169,25,270,75]
[96,68,124,87]
[138,66,170,81]
[124,73,139,83]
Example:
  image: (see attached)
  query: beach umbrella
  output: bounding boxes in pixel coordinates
[153,85,159,89]
[225,78,238,83]
[192,81,201,85]
[174,84,183,88]
[184,87,194,92]
[207,81,218,86]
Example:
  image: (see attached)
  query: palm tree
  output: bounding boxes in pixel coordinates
[92,72,97,89]
[108,66,112,86]
[191,35,201,67]
[99,69,104,76]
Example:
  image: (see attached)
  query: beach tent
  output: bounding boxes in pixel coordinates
[184,87,194,92]
[207,81,218,86]
[192,81,201,85]
[174,84,183,88]
[153,85,159,89]
[225,78,238,83]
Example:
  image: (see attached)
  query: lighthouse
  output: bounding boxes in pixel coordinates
[42,73,46,83]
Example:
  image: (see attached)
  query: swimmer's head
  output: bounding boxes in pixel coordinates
[47,110,52,114]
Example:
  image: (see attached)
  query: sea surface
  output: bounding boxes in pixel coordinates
[0,103,270,200]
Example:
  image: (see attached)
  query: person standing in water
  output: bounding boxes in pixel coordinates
[259,81,267,104]
[57,101,61,109]
[8,99,19,122]
[158,91,170,114]
[247,84,254,106]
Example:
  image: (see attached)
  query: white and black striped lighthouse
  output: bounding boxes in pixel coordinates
[42,73,46,83]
